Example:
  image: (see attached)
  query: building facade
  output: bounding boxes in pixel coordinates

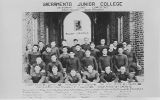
[23,11,144,69]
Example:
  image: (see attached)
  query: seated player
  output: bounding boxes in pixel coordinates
[113,48,128,73]
[90,42,100,61]
[46,66,64,83]
[30,65,46,83]
[50,41,60,58]
[65,69,82,83]
[59,46,70,72]
[81,37,90,51]
[74,44,85,61]
[31,57,46,73]
[81,50,98,71]
[42,45,53,65]
[99,48,112,73]
[71,39,78,52]
[96,39,108,55]
[128,71,138,83]
[117,66,130,83]
[82,65,100,83]
[100,66,116,83]
[47,54,63,73]
[66,51,81,74]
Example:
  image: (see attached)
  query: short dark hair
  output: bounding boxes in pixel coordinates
[38,41,44,44]
[75,44,81,47]
[51,54,57,58]
[33,44,39,51]
[73,39,78,41]
[90,42,95,45]
[102,48,108,51]
[62,46,68,49]
[85,49,91,52]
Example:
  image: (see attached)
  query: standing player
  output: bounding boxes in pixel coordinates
[47,54,63,74]
[81,37,90,51]
[124,44,141,75]
[71,39,78,52]
[42,45,53,65]
[50,41,60,58]
[74,44,85,61]
[113,48,128,73]
[81,50,98,71]
[59,46,70,72]
[66,51,81,74]
[28,45,41,65]
[99,48,112,73]
[38,41,46,55]
[90,42,100,61]
[28,45,40,74]
[59,39,70,54]
[96,39,108,55]
[24,44,32,74]
[107,44,116,57]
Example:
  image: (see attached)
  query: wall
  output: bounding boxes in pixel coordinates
[130,11,144,69]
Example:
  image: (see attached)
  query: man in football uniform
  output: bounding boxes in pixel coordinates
[46,66,64,83]
[50,41,60,58]
[90,42,100,61]
[47,54,63,74]
[42,45,53,65]
[113,48,128,73]
[30,65,46,83]
[59,46,70,72]
[66,52,81,74]
[117,66,130,83]
[74,44,85,61]
[82,65,100,83]
[99,48,112,73]
[81,37,90,51]
[81,50,98,71]
[65,69,82,83]
[96,39,108,55]
[100,66,116,83]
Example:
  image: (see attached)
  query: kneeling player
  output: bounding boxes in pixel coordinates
[46,66,64,83]
[128,72,138,83]
[30,65,46,83]
[100,66,116,83]
[65,69,82,83]
[117,66,130,83]
[82,65,100,83]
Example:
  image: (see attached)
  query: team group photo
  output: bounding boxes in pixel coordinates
[23,11,144,83]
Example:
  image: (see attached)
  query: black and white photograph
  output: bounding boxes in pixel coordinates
[0,0,160,99]
[22,11,144,84]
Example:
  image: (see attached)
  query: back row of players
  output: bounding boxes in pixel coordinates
[24,38,142,83]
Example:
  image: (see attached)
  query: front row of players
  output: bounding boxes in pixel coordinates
[29,58,137,83]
